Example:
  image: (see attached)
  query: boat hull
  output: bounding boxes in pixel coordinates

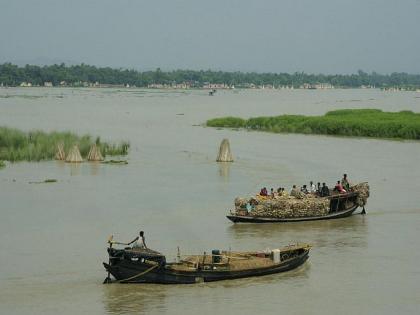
[227,204,359,223]
[103,249,309,284]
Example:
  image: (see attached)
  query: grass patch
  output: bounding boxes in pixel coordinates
[0,127,130,162]
[101,160,128,165]
[206,117,246,128]
[29,179,58,184]
[206,109,420,140]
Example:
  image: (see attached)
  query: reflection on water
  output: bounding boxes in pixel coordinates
[208,262,311,290]
[68,162,81,176]
[89,161,100,176]
[217,162,230,179]
[102,263,310,315]
[227,215,368,249]
[103,284,167,315]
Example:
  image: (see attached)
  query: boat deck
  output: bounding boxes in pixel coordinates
[168,254,275,272]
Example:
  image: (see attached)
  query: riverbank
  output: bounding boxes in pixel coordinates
[206,109,420,140]
[0,127,129,162]
[2,63,420,90]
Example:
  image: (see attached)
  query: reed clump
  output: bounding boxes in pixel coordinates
[206,109,420,140]
[0,127,130,162]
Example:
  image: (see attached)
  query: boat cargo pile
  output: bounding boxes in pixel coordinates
[230,183,369,222]
[235,194,330,218]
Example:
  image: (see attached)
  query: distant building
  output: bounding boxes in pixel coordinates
[20,82,32,87]
[300,83,334,89]
[203,83,232,89]
[44,82,53,87]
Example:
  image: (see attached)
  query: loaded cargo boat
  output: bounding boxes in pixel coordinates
[103,242,311,284]
[227,183,369,223]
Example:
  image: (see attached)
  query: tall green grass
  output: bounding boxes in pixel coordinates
[0,127,130,162]
[206,109,420,140]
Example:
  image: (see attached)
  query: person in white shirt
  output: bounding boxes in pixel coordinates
[130,231,147,249]
[309,181,316,193]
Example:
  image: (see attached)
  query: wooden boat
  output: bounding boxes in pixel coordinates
[103,243,311,284]
[227,191,364,223]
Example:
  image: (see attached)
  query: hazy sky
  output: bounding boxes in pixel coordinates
[1,0,419,73]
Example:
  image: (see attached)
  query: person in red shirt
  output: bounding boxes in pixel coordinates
[259,187,268,196]
[334,180,346,193]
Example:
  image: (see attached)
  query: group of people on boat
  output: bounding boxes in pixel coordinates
[259,174,351,199]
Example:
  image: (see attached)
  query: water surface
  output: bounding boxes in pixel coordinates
[0,87,419,314]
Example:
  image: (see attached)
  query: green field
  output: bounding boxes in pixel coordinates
[206,109,420,140]
[0,127,129,162]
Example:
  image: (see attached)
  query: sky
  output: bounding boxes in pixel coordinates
[1,0,419,74]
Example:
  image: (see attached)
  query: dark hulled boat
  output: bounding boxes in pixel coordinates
[227,190,366,223]
[103,244,311,284]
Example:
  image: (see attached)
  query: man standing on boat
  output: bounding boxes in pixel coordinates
[341,174,351,191]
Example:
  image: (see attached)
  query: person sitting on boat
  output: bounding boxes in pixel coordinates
[290,185,299,197]
[341,174,351,191]
[309,181,316,193]
[277,187,286,196]
[316,182,321,195]
[270,188,275,198]
[320,183,330,197]
[260,187,268,196]
[131,231,148,249]
[246,202,254,212]
[334,181,347,194]
[301,185,309,194]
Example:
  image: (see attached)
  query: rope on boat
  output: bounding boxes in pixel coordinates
[119,264,159,283]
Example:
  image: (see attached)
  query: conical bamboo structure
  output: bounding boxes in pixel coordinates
[87,143,104,161]
[216,138,234,162]
[55,142,66,160]
[65,145,83,163]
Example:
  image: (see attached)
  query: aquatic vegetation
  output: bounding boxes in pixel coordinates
[0,160,5,168]
[206,109,420,140]
[101,160,128,165]
[0,127,130,162]
[206,117,246,128]
[29,179,58,184]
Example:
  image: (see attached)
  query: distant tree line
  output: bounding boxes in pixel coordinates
[1,63,420,88]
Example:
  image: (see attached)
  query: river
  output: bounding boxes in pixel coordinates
[0,87,419,314]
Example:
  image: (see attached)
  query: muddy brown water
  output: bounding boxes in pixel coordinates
[1,87,420,314]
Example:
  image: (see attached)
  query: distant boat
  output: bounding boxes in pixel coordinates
[103,243,311,284]
[227,183,369,223]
